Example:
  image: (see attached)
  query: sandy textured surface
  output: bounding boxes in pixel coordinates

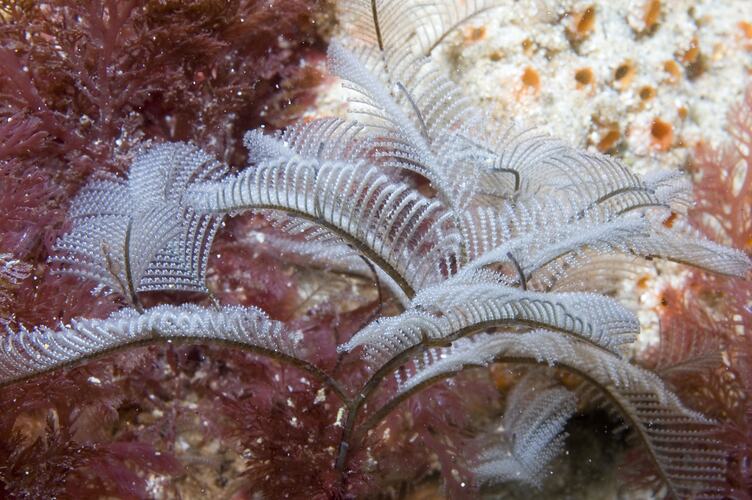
[433,0,751,174]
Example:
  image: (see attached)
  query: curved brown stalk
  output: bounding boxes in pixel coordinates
[332,316,619,474]
[355,356,686,499]
[228,204,417,299]
[425,6,502,55]
[0,336,350,403]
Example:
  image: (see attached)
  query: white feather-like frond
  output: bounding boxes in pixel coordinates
[393,331,725,496]
[341,277,639,365]
[0,304,297,385]
[51,143,228,300]
[473,372,576,488]
[188,156,461,296]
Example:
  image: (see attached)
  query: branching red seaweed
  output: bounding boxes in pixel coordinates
[647,87,752,498]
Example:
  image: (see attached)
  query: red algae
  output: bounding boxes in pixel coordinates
[645,88,752,497]
[0,1,327,497]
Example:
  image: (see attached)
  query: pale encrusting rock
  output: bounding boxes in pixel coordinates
[433,0,751,174]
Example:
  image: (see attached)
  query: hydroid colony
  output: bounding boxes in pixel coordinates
[2,1,749,497]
